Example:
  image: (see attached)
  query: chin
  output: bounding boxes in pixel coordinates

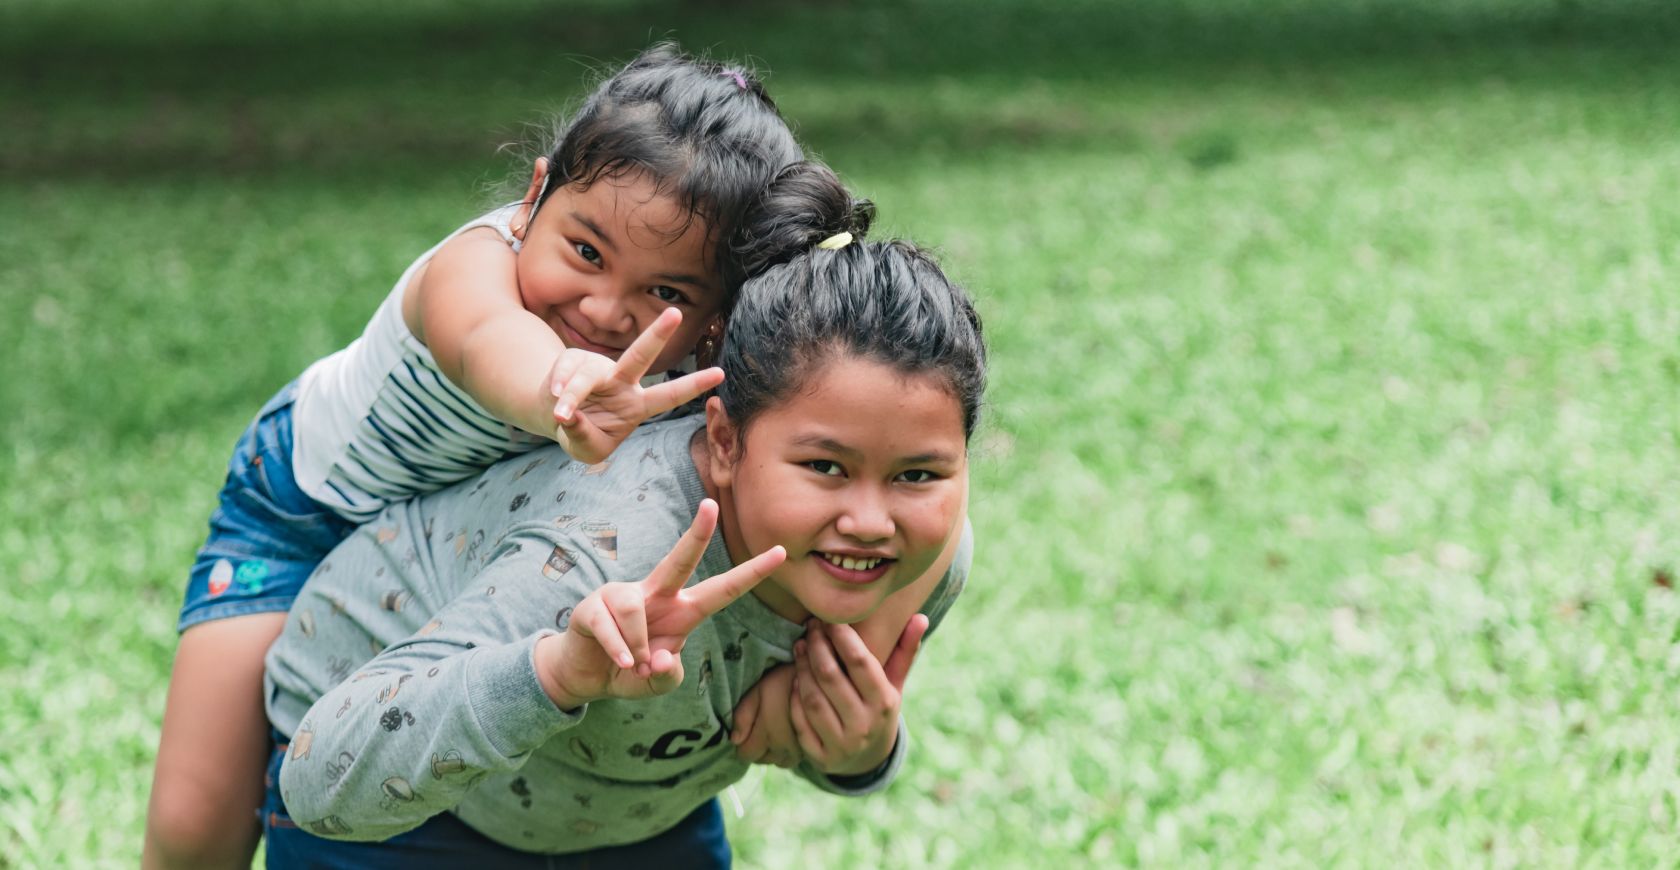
[801,593,886,626]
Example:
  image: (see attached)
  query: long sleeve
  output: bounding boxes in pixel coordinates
[278,532,600,840]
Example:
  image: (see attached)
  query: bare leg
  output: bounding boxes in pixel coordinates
[143,612,287,870]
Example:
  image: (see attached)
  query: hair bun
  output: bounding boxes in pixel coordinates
[726,159,870,291]
[844,197,876,240]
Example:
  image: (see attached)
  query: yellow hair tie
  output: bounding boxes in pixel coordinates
[816,231,853,251]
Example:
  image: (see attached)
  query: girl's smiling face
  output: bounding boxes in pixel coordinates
[703,354,969,625]
[515,160,722,370]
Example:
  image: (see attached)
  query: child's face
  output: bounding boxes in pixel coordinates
[707,355,969,625]
[516,163,721,371]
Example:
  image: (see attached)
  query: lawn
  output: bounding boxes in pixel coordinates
[4,0,1680,865]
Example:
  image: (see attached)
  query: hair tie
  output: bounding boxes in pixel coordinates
[719,69,748,91]
[816,231,853,251]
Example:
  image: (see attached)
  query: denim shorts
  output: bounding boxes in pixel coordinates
[177,382,356,632]
[262,731,732,869]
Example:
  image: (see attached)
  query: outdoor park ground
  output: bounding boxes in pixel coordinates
[3,0,1680,865]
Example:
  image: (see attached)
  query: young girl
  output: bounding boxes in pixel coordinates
[261,239,985,865]
[145,44,908,868]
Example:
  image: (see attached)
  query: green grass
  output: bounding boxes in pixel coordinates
[5,0,1680,865]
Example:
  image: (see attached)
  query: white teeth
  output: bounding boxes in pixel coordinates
[823,553,881,571]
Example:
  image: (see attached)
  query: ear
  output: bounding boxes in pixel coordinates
[528,157,549,196]
[704,396,739,488]
[514,157,550,239]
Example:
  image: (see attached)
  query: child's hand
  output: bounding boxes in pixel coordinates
[789,615,929,776]
[536,499,784,708]
[549,308,725,464]
[730,665,804,769]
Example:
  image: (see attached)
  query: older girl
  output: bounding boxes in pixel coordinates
[261,239,985,865]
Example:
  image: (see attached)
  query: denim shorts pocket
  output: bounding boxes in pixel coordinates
[227,394,352,549]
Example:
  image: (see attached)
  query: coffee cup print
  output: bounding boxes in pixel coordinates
[582,521,618,560]
[543,546,577,580]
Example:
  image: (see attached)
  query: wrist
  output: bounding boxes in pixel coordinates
[825,734,898,783]
[534,634,592,711]
[824,728,898,777]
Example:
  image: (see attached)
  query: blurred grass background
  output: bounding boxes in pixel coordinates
[4,0,1680,864]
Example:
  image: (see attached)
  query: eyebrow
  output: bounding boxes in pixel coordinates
[571,213,616,253]
[654,271,714,292]
[790,434,960,466]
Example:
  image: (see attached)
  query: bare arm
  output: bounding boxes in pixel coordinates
[404,229,566,439]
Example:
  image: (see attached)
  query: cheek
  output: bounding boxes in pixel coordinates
[521,255,580,306]
[914,488,964,539]
[518,260,560,311]
[739,470,827,548]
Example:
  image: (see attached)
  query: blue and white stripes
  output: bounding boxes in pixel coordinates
[317,347,542,522]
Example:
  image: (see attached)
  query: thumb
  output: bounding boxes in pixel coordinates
[644,647,684,696]
[882,614,929,690]
[730,683,761,744]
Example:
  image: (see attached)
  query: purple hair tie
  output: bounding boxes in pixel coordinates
[719,69,747,91]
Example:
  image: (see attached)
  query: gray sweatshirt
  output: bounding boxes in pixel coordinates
[264,415,968,852]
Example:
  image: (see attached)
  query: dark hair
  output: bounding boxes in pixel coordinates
[726,160,875,293]
[534,43,820,298]
[716,241,987,443]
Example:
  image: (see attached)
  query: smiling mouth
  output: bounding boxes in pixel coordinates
[816,551,895,584]
[821,553,884,571]
[556,318,622,357]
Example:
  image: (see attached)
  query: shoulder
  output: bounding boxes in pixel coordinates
[427,226,517,276]
[548,419,703,511]
[437,418,705,562]
[920,518,974,636]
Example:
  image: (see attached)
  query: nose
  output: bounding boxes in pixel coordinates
[575,286,636,339]
[836,486,895,542]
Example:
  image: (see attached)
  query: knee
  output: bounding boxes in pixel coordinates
[144,780,260,870]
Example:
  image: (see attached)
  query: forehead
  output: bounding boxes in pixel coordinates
[744,356,967,459]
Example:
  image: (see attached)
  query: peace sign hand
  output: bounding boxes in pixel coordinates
[534,499,785,709]
[549,308,725,464]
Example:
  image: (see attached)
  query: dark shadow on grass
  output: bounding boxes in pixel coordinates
[4,0,1680,178]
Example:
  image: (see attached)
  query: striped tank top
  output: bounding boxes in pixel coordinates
[291,204,550,522]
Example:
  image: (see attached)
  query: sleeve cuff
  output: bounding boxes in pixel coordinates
[810,718,909,796]
[465,631,582,757]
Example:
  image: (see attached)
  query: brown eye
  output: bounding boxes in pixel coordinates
[806,460,843,477]
[574,242,602,265]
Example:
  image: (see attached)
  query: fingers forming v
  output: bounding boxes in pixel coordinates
[612,308,682,385]
[646,499,721,600]
[639,367,725,418]
[687,544,784,620]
